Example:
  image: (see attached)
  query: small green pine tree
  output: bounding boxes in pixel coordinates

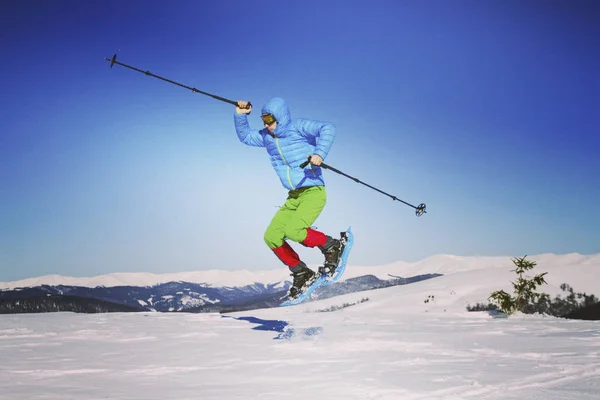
[488,256,548,315]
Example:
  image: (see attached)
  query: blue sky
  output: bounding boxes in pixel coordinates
[1,0,599,281]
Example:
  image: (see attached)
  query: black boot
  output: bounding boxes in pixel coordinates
[319,235,344,276]
[288,262,316,298]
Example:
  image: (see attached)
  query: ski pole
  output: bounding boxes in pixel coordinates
[104,54,251,109]
[300,157,427,217]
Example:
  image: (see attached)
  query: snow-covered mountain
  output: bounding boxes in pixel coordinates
[5,252,598,291]
[1,252,599,313]
[0,268,290,291]
[0,280,293,312]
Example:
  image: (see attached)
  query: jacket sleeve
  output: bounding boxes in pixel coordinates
[234,113,265,147]
[296,118,336,160]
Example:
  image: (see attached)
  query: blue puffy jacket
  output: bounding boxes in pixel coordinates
[234,97,336,191]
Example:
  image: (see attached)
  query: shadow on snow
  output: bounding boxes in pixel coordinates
[222,315,322,340]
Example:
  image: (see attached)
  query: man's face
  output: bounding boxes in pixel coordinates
[261,113,277,132]
[265,121,277,132]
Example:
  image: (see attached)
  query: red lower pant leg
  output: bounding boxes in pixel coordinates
[272,241,301,267]
[301,228,327,248]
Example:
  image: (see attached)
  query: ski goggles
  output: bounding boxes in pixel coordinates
[261,113,277,125]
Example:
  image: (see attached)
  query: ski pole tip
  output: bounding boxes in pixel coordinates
[416,203,427,217]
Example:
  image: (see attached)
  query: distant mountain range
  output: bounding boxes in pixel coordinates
[0,273,441,314]
[3,253,599,315]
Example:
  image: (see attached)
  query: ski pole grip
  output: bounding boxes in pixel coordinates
[235,101,252,109]
[300,156,311,168]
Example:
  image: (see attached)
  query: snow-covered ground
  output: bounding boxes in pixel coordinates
[1,253,599,399]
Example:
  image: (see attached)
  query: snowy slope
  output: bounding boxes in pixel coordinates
[1,253,599,399]
[300,252,600,314]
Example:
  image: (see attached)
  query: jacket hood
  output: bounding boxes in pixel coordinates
[261,97,291,130]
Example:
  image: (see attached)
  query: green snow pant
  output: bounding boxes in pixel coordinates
[264,185,327,250]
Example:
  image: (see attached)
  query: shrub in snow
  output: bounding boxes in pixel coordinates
[468,283,600,319]
[424,295,435,304]
[316,297,369,312]
[488,255,548,315]
[524,283,599,318]
[466,302,498,312]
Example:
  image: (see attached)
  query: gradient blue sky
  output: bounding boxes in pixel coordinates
[1,0,599,281]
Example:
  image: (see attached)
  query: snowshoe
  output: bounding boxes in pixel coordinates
[318,231,348,278]
[288,262,317,299]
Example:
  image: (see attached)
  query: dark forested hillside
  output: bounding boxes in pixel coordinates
[0,294,142,314]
